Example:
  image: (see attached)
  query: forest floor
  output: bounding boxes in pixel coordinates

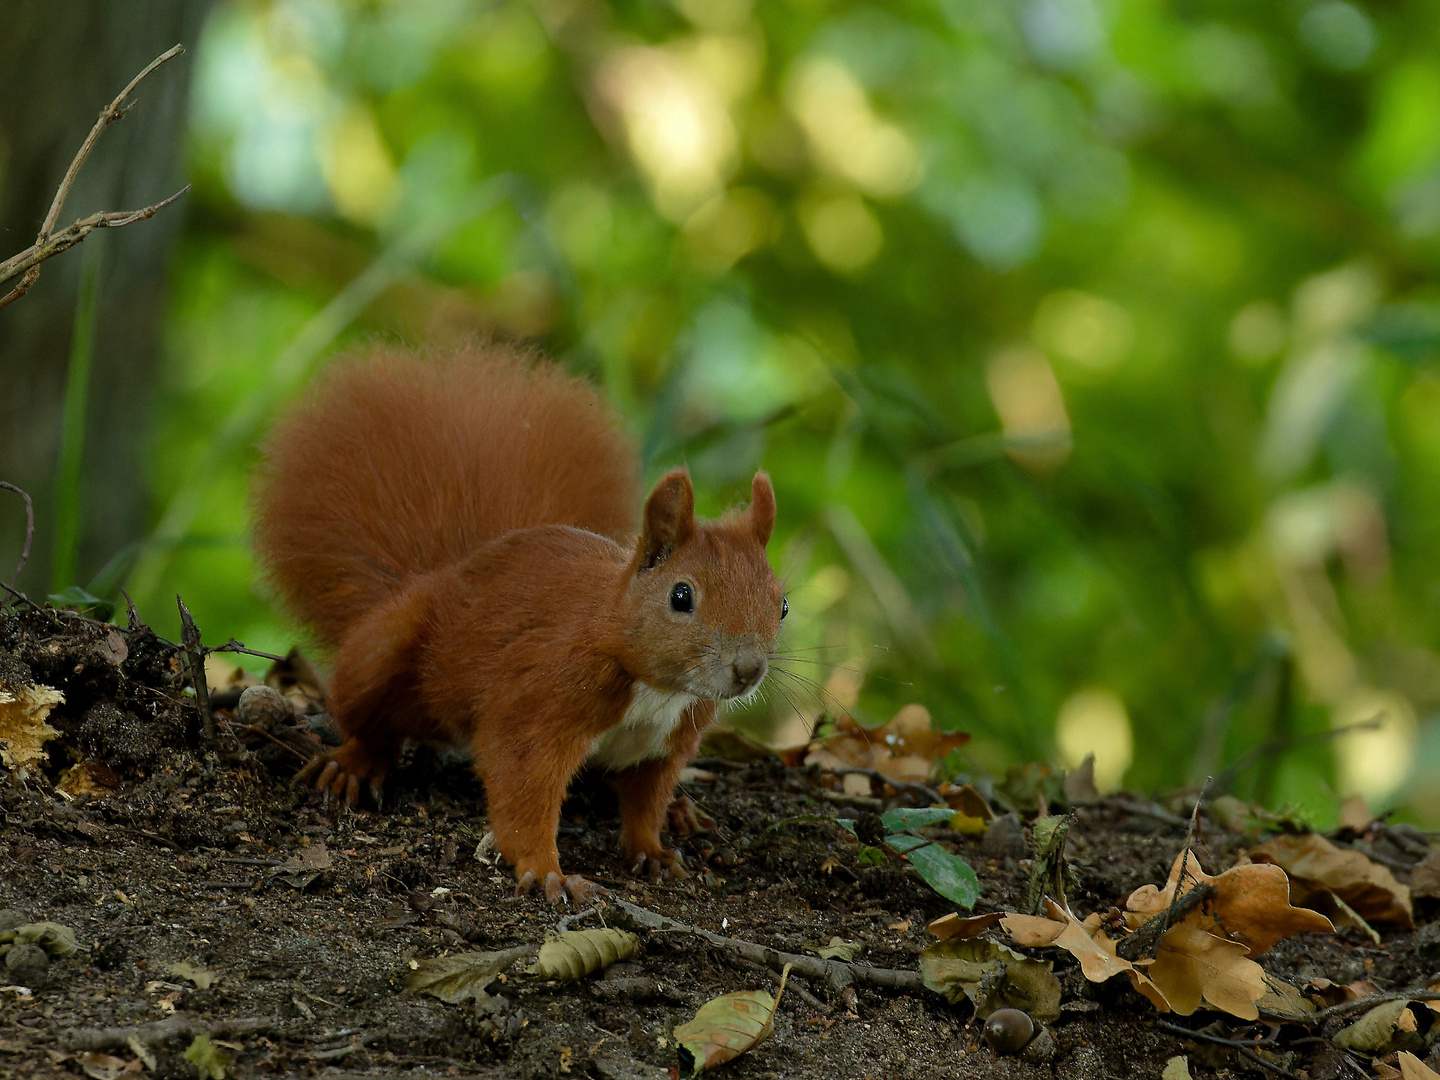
[1,601,1438,1080]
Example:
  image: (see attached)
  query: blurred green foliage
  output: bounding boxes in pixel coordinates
[128,0,1440,822]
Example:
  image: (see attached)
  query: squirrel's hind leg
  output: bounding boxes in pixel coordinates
[297,583,432,807]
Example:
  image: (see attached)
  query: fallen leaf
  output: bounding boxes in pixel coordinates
[6,922,80,956]
[674,964,789,1075]
[1412,853,1440,902]
[1398,1051,1440,1080]
[167,961,217,990]
[1001,899,1169,1013]
[77,1051,137,1080]
[805,705,969,787]
[1248,833,1413,929]
[56,761,123,799]
[528,929,638,981]
[1160,1056,1193,1080]
[406,946,531,1003]
[1148,922,1265,1019]
[813,937,862,961]
[1062,754,1100,803]
[1333,999,1432,1055]
[928,911,1003,941]
[183,1034,228,1079]
[0,682,64,777]
[1257,975,1315,1017]
[918,937,1061,1020]
[1127,849,1334,957]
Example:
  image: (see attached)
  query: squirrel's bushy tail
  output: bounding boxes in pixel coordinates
[252,343,639,646]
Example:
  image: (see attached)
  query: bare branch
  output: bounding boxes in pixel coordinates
[0,482,35,587]
[0,44,187,308]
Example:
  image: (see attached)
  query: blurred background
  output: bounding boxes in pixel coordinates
[3,0,1440,824]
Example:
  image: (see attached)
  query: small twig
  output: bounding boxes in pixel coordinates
[1154,1020,1304,1080]
[831,767,945,806]
[0,483,34,587]
[134,829,178,850]
[177,596,215,747]
[209,638,289,663]
[1185,777,1214,849]
[735,956,833,1015]
[557,904,605,932]
[217,857,282,867]
[1117,881,1215,962]
[603,896,923,994]
[121,589,144,632]
[232,721,311,763]
[63,1014,273,1052]
[1098,796,1191,830]
[1301,990,1440,1024]
[0,44,187,308]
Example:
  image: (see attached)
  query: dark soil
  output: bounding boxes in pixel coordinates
[2,603,1437,1079]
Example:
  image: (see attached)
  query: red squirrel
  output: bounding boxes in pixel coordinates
[252,343,785,903]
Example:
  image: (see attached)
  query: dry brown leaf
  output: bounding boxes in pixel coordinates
[0,682,64,776]
[1247,833,1413,929]
[1412,853,1440,902]
[804,704,969,786]
[1398,1051,1440,1080]
[1000,899,1170,1013]
[1148,922,1265,1019]
[1127,849,1333,957]
[927,911,1003,941]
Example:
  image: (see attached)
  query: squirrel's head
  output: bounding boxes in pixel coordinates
[621,468,784,700]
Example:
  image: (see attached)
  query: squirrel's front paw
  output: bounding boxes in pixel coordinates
[516,868,607,905]
[630,847,690,883]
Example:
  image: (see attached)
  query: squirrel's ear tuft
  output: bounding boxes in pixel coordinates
[748,472,775,546]
[639,469,695,569]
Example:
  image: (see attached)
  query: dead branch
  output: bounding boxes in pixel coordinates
[1116,881,1214,962]
[1154,1020,1304,1080]
[63,1014,274,1052]
[603,895,924,995]
[177,595,216,746]
[0,44,188,309]
[0,482,34,586]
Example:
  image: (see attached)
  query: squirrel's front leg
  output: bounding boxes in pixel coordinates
[610,701,714,879]
[476,729,602,904]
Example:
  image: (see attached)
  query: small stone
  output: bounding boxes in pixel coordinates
[982,813,1027,859]
[0,909,31,934]
[5,943,49,985]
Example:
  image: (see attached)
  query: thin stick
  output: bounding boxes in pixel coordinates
[64,1014,273,1052]
[1154,1020,1304,1080]
[177,596,215,747]
[209,638,289,663]
[1302,990,1440,1023]
[1116,881,1214,962]
[0,482,34,586]
[0,44,187,307]
[829,766,945,806]
[604,896,923,994]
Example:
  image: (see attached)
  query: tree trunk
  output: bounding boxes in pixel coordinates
[0,0,214,596]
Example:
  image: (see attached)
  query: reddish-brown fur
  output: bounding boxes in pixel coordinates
[252,343,783,902]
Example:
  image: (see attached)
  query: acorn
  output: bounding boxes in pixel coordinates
[982,1008,1034,1054]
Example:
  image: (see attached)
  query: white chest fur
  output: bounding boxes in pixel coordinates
[587,683,698,772]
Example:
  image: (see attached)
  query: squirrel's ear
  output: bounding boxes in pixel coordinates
[748,472,775,546]
[639,468,695,570]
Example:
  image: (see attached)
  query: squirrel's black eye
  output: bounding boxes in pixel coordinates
[781,597,789,620]
[669,582,694,613]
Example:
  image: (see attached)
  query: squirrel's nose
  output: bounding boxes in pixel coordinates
[731,654,766,694]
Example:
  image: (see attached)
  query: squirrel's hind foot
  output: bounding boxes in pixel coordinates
[295,740,389,808]
[666,794,717,836]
